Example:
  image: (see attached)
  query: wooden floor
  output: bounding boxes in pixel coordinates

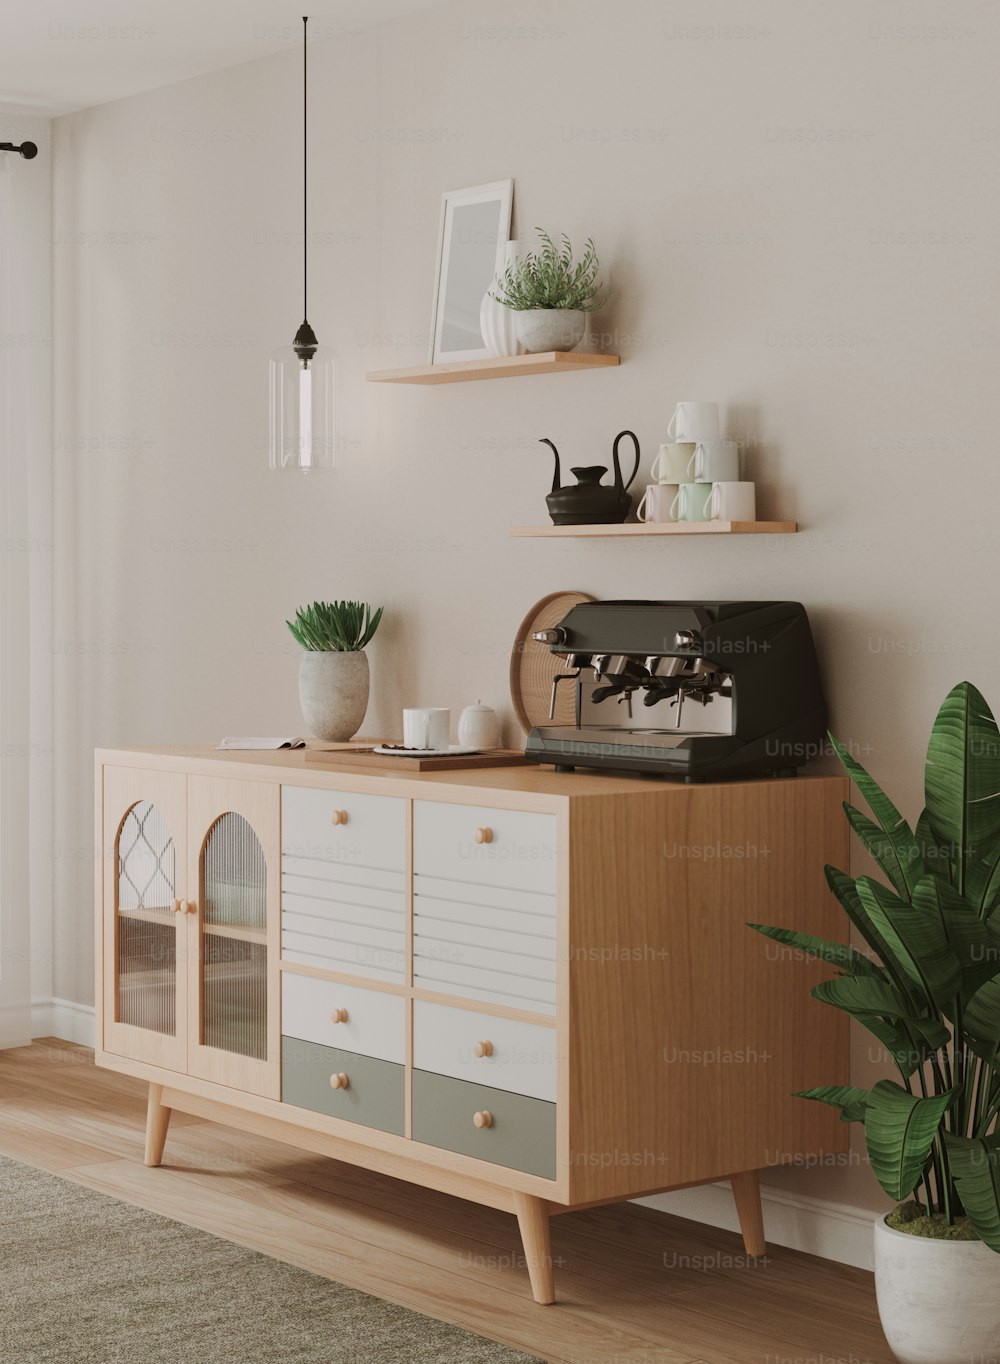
[0,1040,892,1363]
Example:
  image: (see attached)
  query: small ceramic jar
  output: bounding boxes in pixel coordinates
[457,701,500,750]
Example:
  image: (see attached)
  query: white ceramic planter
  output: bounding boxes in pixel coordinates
[298,650,369,742]
[479,242,524,357]
[874,1213,1000,1364]
[514,308,586,353]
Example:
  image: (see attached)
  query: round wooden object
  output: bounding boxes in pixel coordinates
[329,1073,349,1090]
[509,590,595,734]
[473,1041,494,1058]
[473,1110,493,1129]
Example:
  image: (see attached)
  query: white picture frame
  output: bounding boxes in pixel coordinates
[429,179,513,364]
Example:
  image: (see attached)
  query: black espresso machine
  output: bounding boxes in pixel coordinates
[524,600,827,781]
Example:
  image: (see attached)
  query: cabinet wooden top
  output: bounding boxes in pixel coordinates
[95,742,847,806]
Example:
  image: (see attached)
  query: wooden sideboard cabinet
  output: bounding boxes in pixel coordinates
[95,745,850,1303]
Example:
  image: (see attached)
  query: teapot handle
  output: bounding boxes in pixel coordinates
[612,430,641,492]
[539,438,561,494]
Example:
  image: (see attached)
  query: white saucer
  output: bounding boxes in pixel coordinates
[374,744,483,759]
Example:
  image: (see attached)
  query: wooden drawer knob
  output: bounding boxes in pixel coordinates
[329,1073,349,1090]
[330,809,349,826]
[473,827,494,845]
[179,899,194,914]
[473,1040,494,1058]
[330,1008,349,1024]
[473,1110,493,1129]
[172,899,182,914]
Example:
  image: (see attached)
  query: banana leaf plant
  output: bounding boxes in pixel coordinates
[752,682,1000,1248]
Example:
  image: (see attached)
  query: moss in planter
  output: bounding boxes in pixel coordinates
[887,1201,980,1241]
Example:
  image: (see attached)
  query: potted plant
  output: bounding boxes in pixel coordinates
[287,600,383,742]
[753,681,1000,1364]
[490,227,607,353]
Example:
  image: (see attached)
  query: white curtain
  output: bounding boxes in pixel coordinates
[0,146,48,1048]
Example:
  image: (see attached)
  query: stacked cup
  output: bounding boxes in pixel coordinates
[636,402,756,525]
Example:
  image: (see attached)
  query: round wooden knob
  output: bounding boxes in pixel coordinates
[473,827,494,845]
[179,899,193,914]
[473,1040,494,1058]
[172,899,182,914]
[330,809,349,826]
[329,1073,349,1090]
[473,1110,493,1129]
[330,1008,349,1025]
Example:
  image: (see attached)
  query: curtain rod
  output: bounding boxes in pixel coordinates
[0,142,37,159]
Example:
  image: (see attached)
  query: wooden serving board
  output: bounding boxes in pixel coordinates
[303,747,528,773]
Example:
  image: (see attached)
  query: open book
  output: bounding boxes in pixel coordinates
[216,737,306,751]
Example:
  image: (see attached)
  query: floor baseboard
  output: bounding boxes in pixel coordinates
[641,1179,879,1271]
[31,997,96,1048]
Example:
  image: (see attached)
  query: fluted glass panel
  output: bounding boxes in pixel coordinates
[116,801,176,1035]
[201,814,267,1059]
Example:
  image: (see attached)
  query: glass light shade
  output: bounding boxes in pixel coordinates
[268,344,336,472]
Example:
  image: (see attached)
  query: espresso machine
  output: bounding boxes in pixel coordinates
[524,600,826,780]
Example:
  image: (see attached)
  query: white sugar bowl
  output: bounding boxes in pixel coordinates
[457,701,500,750]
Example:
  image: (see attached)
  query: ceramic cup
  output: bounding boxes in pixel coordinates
[670,482,713,523]
[403,707,450,750]
[704,481,756,522]
[688,439,739,483]
[636,483,678,523]
[666,402,720,444]
[650,443,695,484]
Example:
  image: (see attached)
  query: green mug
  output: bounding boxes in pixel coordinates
[669,482,713,523]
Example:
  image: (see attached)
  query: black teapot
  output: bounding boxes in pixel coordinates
[542,430,641,525]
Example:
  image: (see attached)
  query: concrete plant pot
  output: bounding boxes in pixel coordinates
[298,650,369,742]
[874,1213,1000,1363]
[514,308,586,353]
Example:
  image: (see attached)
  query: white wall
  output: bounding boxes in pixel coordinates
[0,107,52,1044]
[50,0,1000,1263]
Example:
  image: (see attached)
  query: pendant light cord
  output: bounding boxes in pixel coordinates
[303,14,308,321]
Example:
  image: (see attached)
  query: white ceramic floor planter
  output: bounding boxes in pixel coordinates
[874,1213,1000,1364]
[298,650,369,742]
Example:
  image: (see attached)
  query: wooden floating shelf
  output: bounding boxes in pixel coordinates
[365,351,620,385]
[510,520,797,538]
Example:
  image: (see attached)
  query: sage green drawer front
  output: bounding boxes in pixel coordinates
[412,1069,556,1180]
[282,1036,404,1136]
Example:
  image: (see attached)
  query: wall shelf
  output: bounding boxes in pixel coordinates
[510,520,797,538]
[366,351,620,385]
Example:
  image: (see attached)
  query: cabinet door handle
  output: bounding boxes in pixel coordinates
[179,899,194,914]
[330,1008,349,1024]
[172,899,183,914]
[473,1040,494,1058]
[330,809,349,826]
[329,1072,349,1090]
[473,1110,493,1129]
[473,827,494,845]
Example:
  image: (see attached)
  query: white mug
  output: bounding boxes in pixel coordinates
[636,483,678,523]
[704,481,756,522]
[669,482,713,523]
[403,707,450,750]
[650,443,695,484]
[666,402,720,444]
[688,439,739,483]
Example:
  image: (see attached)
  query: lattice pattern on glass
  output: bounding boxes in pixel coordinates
[201,813,267,1059]
[116,801,176,1035]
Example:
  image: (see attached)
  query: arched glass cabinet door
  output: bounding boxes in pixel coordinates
[101,768,188,1073]
[186,778,280,1099]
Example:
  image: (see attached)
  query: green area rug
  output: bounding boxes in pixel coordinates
[0,1155,540,1363]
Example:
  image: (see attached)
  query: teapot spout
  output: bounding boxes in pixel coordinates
[540,438,562,494]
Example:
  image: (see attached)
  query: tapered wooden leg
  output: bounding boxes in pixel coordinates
[514,1192,555,1304]
[731,1170,766,1256]
[144,1083,172,1167]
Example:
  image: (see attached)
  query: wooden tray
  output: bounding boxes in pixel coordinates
[303,747,528,773]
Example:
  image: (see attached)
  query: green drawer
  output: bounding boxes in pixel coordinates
[282,1036,405,1136]
[412,1069,556,1180]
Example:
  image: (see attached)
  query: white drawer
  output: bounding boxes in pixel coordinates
[282,786,405,872]
[414,801,558,896]
[282,918,406,983]
[413,958,556,1015]
[282,973,405,1064]
[414,1000,557,1102]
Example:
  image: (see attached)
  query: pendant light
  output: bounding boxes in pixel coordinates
[269,16,335,472]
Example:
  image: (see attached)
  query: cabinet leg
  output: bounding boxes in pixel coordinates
[731,1170,766,1257]
[144,1083,172,1167]
[514,1192,555,1305]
